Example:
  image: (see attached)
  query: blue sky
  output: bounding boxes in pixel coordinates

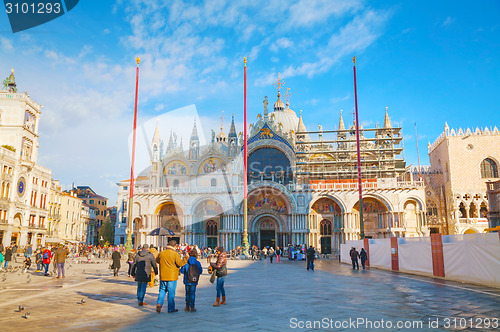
[1,0,499,203]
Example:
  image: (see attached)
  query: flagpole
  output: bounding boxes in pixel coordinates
[415,122,422,181]
[125,57,140,254]
[353,56,364,239]
[242,57,250,257]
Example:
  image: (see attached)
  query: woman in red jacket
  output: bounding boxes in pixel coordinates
[42,247,52,276]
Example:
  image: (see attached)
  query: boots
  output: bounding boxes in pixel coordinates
[212,297,220,307]
[184,306,190,311]
[220,296,226,305]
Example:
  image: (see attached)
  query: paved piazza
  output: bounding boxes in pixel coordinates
[1,257,499,331]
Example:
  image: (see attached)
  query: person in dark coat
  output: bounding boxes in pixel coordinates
[360,248,367,270]
[132,244,158,306]
[111,247,121,276]
[306,246,316,271]
[4,246,12,269]
[350,247,360,270]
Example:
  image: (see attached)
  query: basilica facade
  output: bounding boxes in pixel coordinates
[116,84,427,254]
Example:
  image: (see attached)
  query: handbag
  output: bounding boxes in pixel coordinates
[209,270,216,284]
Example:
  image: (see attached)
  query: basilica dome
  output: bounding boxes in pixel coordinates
[271,108,299,134]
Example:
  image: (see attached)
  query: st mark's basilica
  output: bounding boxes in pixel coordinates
[116,79,427,254]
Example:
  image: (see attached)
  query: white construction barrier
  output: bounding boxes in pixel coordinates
[398,237,433,275]
[340,233,500,288]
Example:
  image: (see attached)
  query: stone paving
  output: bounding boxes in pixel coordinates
[1,256,499,331]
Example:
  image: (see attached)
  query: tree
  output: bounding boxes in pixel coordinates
[99,215,115,245]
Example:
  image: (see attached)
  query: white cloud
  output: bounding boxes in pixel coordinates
[270,37,294,52]
[442,16,455,27]
[0,37,14,51]
[288,0,362,27]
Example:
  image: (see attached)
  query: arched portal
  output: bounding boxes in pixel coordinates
[193,199,223,248]
[248,187,290,248]
[157,202,183,244]
[353,197,389,238]
[206,220,218,249]
[311,197,343,254]
[256,216,279,249]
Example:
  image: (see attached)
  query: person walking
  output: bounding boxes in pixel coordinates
[25,244,32,259]
[268,247,275,263]
[131,244,158,306]
[11,244,17,262]
[0,250,4,270]
[155,240,185,313]
[276,246,281,263]
[42,246,52,276]
[210,246,228,307]
[306,245,316,271]
[179,248,202,312]
[111,247,121,276]
[127,249,135,277]
[350,247,360,270]
[4,246,12,269]
[262,247,268,260]
[149,246,159,287]
[54,244,70,278]
[360,248,367,270]
[35,249,43,272]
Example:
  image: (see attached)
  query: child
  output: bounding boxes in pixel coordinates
[23,256,32,273]
[179,248,202,312]
[36,250,43,272]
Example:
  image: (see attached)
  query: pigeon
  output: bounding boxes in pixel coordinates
[18,305,24,312]
[81,298,86,304]
[22,312,30,319]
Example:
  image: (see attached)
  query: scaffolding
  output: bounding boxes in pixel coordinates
[295,125,405,184]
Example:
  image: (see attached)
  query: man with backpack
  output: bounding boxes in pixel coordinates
[155,240,185,313]
[179,248,202,312]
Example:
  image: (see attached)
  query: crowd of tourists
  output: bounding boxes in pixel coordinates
[128,240,227,313]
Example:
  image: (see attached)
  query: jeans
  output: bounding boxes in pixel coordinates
[37,263,42,271]
[216,276,225,297]
[361,259,366,269]
[4,261,9,269]
[307,259,314,270]
[44,262,49,274]
[157,280,177,312]
[352,259,359,269]
[57,263,65,277]
[185,285,197,307]
[136,281,148,303]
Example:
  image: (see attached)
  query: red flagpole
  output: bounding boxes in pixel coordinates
[242,57,249,256]
[353,56,364,239]
[126,57,140,252]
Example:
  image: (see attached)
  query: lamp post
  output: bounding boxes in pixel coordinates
[125,57,140,254]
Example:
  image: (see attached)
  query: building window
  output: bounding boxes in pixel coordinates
[173,179,179,188]
[211,178,217,187]
[320,219,332,235]
[90,199,94,204]
[206,220,218,236]
[480,158,498,178]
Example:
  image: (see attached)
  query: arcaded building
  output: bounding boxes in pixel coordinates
[117,81,427,254]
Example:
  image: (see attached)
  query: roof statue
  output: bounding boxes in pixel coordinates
[263,96,269,121]
[2,69,17,93]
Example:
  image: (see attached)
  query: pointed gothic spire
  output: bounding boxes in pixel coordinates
[383,107,391,128]
[152,120,161,142]
[190,119,199,141]
[297,110,307,133]
[228,114,237,138]
[338,110,345,131]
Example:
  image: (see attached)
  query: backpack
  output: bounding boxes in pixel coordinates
[43,251,49,260]
[187,263,200,284]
